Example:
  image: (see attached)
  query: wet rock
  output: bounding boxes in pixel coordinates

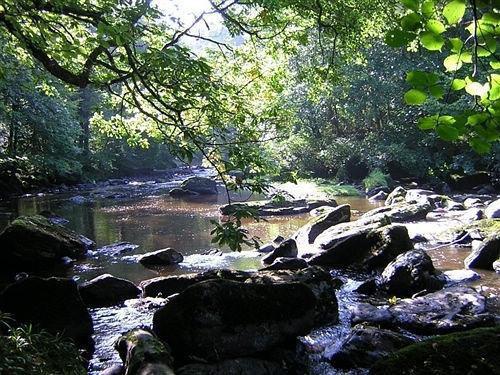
[261,239,298,265]
[177,358,287,375]
[0,215,94,269]
[485,198,500,219]
[464,235,500,270]
[385,186,406,206]
[369,191,388,201]
[352,286,494,335]
[308,224,412,271]
[463,197,484,208]
[220,199,337,217]
[180,176,218,195]
[115,328,174,375]
[354,279,377,295]
[141,269,251,297]
[330,325,416,369]
[379,249,444,297]
[260,257,308,271]
[169,187,199,197]
[96,242,139,256]
[371,326,500,375]
[0,277,93,348]
[153,279,317,362]
[258,236,285,253]
[410,234,428,243]
[494,259,500,273]
[101,365,124,375]
[442,269,480,285]
[79,274,140,307]
[139,248,184,266]
[293,204,351,249]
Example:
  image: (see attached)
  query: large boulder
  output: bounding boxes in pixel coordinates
[379,249,444,297]
[371,326,500,375]
[153,279,317,362]
[0,215,95,268]
[115,328,175,375]
[0,277,93,348]
[78,274,141,307]
[180,176,218,195]
[261,239,298,265]
[293,204,351,250]
[385,186,406,206]
[361,202,432,223]
[351,286,494,334]
[464,235,500,270]
[330,325,416,369]
[307,224,413,270]
[485,198,500,219]
[139,248,184,267]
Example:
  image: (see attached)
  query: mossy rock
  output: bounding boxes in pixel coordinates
[370,326,500,374]
[0,215,94,268]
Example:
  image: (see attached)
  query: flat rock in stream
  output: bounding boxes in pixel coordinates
[361,202,432,223]
[153,279,317,362]
[351,286,495,334]
[0,215,94,269]
[79,274,141,307]
[220,199,337,217]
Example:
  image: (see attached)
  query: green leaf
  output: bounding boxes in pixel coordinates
[465,81,488,97]
[426,19,446,34]
[404,89,427,104]
[420,32,445,51]
[451,78,466,90]
[470,138,491,154]
[443,0,466,25]
[406,71,428,86]
[385,29,415,47]
[421,0,435,17]
[443,54,463,71]
[491,61,500,69]
[418,116,439,129]
[437,123,459,140]
[429,84,445,98]
[460,52,473,63]
[488,74,500,101]
[449,38,463,53]
[401,13,421,31]
[401,0,419,11]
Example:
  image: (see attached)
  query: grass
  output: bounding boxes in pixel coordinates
[0,314,86,375]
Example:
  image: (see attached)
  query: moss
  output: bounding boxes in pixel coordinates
[370,326,500,375]
[459,219,500,237]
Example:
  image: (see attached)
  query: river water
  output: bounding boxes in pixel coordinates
[0,172,498,373]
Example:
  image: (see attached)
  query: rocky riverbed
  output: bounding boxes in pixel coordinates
[0,171,499,374]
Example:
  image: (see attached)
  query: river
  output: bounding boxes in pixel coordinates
[0,170,498,374]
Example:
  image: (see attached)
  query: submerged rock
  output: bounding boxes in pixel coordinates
[371,326,500,375]
[153,279,317,362]
[139,248,184,266]
[115,328,174,375]
[330,325,416,369]
[0,277,93,348]
[79,274,141,307]
[464,235,500,270]
[0,215,94,268]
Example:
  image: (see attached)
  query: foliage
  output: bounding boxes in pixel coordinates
[211,206,261,252]
[0,315,86,375]
[386,0,500,153]
[363,169,392,190]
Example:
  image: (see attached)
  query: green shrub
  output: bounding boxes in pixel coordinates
[363,168,391,191]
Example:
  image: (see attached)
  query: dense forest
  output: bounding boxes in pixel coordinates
[0,1,499,374]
